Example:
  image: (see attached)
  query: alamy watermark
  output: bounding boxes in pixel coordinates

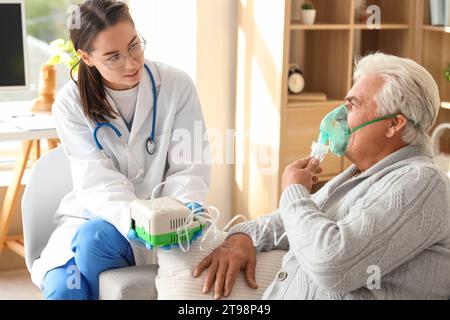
[367,5,382,30]
[67,5,81,30]
[123,121,281,176]
[367,265,382,290]
[66,264,81,291]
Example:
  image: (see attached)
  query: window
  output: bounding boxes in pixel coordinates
[0,0,81,103]
[26,0,82,43]
[0,0,81,174]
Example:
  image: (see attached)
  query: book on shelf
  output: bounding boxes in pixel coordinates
[446,0,450,26]
[430,0,446,25]
[288,92,328,102]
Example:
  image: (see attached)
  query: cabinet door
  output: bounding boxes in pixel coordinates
[283,106,343,178]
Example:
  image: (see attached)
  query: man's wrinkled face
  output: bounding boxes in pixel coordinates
[344,74,389,160]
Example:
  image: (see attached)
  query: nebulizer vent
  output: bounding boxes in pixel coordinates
[311,139,330,163]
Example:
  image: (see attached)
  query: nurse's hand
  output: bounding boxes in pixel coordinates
[193,233,258,300]
[282,157,323,192]
[127,229,153,250]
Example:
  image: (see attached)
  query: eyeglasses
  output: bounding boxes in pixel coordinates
[98,35,147,70]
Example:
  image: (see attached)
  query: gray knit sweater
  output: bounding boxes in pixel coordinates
[228,145,450,300]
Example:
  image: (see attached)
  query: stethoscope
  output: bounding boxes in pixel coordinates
[92,64,158,181]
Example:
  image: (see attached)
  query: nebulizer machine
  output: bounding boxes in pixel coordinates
[127,181,246,253]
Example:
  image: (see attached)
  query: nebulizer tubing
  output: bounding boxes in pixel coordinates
[176,205,249,253]
[222,215,248,232]
[150,181,216,251]
[177,205,218,253]
[151,183,286,253]
[432,123,450,156]
[124,139,144,182]
[98,135,143,182]
[93,123,144,182]
[150,180,187,210]
[147,181,211,252]
[248,217,287,248]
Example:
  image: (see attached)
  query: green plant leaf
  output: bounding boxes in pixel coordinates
[48,55,61,65]
[444,64,450,83]
[47,38,80,72]
[302,1,314,10]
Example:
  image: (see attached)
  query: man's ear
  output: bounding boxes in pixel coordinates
[78,49,94,67]
[386,115,408,138]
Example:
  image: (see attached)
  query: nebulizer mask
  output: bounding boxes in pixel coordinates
[311,104,407,161]
[310,104,351,160]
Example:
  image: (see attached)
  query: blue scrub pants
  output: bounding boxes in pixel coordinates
[42,219,135,300]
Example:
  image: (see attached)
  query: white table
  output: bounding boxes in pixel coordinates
[0,102,59,258]
[0,120,58,142]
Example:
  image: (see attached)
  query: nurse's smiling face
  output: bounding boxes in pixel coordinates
[78,22,145,91]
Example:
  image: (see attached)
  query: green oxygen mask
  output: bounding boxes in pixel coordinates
[312,104,351,159]
[310,104,410,161]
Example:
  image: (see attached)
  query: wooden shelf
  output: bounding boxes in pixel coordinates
[353,24,410,30]
[422,24,450,103]
[354,28,410,58]
[363,0,411,24]
[288,92,327,102]
[422,25,450,33]
[291,22,351,30]
[287,99,343,109]
[442,102,450,110]
[234,0,422,219]
[290,29,351,100]
[291,23,410,31]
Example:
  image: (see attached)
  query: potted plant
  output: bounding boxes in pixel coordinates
[48,39,80,73]
[301,1,316,25]
[445,64,450,82]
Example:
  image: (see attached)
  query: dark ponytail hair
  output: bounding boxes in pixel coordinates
[69,0,134,124]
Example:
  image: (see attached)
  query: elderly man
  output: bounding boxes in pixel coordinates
[194,53,450,300]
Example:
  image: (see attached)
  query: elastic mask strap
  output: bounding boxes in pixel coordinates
[350,114,419,134]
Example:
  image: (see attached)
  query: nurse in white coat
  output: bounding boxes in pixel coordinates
[31,0,210,299]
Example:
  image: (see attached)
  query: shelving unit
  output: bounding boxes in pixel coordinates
[290,23,351,30]
[234,0,449,219]
[418,0,450,152]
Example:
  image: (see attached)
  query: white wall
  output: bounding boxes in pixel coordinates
[196,0,237,227]
[129,0,197,80]
[129,0,237,226]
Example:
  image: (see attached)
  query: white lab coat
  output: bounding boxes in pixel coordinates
[31,61,211,288]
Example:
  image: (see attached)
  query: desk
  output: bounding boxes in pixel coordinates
[0,112,59,258]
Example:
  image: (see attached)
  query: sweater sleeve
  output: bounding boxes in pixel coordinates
[227,210,290,252]
[279,166,449,293]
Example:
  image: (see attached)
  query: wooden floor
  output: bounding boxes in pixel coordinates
[0,269,42,300]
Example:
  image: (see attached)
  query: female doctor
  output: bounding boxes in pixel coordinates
[31,0,211,300]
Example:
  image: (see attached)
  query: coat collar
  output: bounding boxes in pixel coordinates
[129,61,161,144]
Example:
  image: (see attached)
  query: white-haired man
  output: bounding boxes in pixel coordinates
[194,53,450,300]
